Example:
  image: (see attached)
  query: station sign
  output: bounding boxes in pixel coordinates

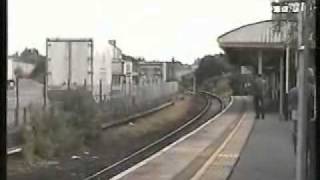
[271,0,303,21]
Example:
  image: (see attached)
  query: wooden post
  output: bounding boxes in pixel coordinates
[272,72,276,100]
[99,79,102,103]
[43,75,47,108]
[15,77,19,126]
[286,46,290,93]
[125,76,128,96]
[84,79,87,88]
[68,42,72,90]
[129,75,132,97]
[16,77,19,108]
[295,51,299,86]
[23,107,27,124]
[120,76,124,95]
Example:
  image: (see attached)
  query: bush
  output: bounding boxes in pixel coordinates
[205,78,232,108]
[22,90,101,164]
[59,90,100,144]
[212,78,233,97]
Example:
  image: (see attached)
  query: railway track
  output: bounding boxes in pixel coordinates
[172,96,247,180]
[83,92,223,180]
[109,96,249,180]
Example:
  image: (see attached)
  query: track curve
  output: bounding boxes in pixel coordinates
[84,93,223,180]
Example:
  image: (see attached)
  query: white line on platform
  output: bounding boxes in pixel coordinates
[110,96,235,180]
[190,102,247,180]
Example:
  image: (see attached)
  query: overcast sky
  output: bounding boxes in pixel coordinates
[8,0,271,64]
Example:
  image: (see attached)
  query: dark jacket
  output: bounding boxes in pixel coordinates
[251,77,265,97]
[288,83,314,119]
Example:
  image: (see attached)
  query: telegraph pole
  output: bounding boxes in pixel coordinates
[296,1,306,179]
[296,0,314,179]
[271,1,314,179]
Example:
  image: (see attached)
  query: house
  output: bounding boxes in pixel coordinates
[138,61,167,85]
[137,58,194,84]
[110,41,138,94]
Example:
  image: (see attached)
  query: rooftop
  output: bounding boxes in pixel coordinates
[217,20,297,49]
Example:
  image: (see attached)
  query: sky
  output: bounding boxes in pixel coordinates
[8,0,272,64]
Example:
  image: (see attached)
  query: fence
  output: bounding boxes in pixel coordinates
[7,78,44,130]
[7,107,33,130]
[100,82,179,121]
[7,79,179,129]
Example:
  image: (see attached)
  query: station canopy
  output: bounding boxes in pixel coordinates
[217,20,297,49]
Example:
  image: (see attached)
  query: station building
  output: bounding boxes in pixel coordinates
[217,20,315,118]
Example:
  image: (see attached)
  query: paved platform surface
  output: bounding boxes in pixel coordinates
[229,113,295,180]
[111,96,248,180]
[192,103,255,180]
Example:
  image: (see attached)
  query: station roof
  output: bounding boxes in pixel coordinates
[217,20,297,49]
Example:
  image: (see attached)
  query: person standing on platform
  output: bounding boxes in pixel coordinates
[288,68,315,155]
[252,73,266,120]
[288,86,298,153]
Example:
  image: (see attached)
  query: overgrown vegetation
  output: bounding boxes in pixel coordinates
[22,90,101,165]
[188,53,236,105]
[29,59,46,83]
[211,77,233,104]
[195,54,234,86]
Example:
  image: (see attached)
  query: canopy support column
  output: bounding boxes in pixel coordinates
[279,55,284,119]
[286,46,290,93]
[258,50,263,74]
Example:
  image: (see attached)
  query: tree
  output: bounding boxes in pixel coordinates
[19,48,43,64]
[28,56,47,83]
[195,54,234,85]
[16,48,47,83]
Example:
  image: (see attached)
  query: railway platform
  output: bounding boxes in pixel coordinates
[110,96,294,180]
[110,96,252,180]
[229,113,295,180]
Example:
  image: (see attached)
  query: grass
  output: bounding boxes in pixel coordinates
[21,90,101,165]
[95,94,206,153]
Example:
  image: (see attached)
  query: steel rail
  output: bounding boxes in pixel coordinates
[84,93,220,180]
[111,94,234,180]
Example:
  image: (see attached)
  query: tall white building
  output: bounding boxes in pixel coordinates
[93,43,113,100]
